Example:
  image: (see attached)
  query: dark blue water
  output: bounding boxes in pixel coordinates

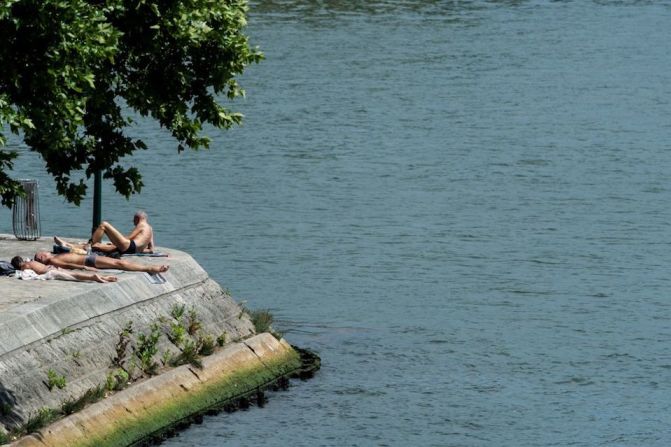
[3,1,671,445]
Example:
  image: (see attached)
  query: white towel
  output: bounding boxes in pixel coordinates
[18,269,78,281]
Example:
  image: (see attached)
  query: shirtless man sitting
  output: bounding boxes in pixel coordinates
[55,210,155,255]
[11,256,118,283]
[31,251,169,274]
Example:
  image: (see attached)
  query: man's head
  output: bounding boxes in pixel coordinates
[10,256,26,270]
[34,251,50,263]
[134,210,148,225]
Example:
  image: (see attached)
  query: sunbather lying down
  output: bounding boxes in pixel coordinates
[11,257,117,283]
[31,251,169,274]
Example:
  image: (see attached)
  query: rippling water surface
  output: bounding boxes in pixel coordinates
[3,1,671,445]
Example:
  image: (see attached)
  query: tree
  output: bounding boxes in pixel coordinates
[0,0,262,214]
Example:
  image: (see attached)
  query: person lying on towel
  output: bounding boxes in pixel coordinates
[11,256,117,283]
[28,251,169,274]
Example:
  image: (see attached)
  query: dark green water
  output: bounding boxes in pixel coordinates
[3,1,671,445]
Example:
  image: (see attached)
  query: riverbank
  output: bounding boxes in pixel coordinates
[0,234,318,445]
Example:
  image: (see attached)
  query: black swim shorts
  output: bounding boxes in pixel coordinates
[122,239,137,255]
[85,253,97,268]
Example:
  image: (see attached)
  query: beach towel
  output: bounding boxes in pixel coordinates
[17,269,79,281]
[123,252,168,257]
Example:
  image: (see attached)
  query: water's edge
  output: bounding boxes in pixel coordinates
[10,334,319,447]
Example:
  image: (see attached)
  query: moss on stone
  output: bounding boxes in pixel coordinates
[62,349,301,447]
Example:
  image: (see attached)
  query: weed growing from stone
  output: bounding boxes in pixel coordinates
[198,335,215,356]
[46,369,66,391]
[187,307,201,335]
[106,369,130,392]
[23,407,58,434]
[61,386,105,415]
[217,332,227,346]
[112,321,133,368]
[161,350,175,366]
[170,303,186,321]
[0,431,8,444]
[168,321,186,347]
[135,324,160,376]
[170,339,202,369]
[250,309,283,340]
[249,309,273,333]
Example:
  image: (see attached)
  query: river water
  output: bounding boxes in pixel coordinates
[3,1,671,445]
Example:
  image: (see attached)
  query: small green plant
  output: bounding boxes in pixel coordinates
[161,350,174,366]
[168,321,186,347]
[249,309,283,340]
[170,339,202,369]
[105,369,130,392]
[250,309,274,334]
[134,324,160,376]
[112,321,133,368]
[60,327,74,336]
[61,386,105,415]
[23,407,58,434]
[216,331,227,347]
[46,369,66,391]
[0,431,9,444]
[170,303,186,320]
[186,307,201,335]
[198,335,215,356]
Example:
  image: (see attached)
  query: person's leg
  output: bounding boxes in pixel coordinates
[54,236,88,251]
[91,221,131,252]
[90,224,106,244]
[91,242,119,253]
[95,257,169,273]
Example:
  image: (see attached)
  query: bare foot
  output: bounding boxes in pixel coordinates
[149,265,170,273]
[54,236,66,246]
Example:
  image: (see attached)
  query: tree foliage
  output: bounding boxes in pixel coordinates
[0,0,262,207]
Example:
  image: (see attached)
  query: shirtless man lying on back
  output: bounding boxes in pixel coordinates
[55,210,155,255]
[31,251,169,274]
[11,256,117,283]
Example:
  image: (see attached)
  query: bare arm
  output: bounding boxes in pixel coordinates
[144,233,155,253]
[127,224,144,241]
[24,261,50,275]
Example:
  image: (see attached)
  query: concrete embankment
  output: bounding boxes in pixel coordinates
[0,234,317,445]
